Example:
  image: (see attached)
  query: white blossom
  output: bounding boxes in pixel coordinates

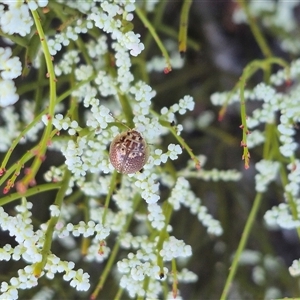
[160,236,192,261]
[255,160,280,193]
[0,4,33,37]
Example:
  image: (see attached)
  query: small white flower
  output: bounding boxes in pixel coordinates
[0,79,19,107]
[168,144,182,160]
[49,205,60,217]
[255,160,280,193]
[289,259,300,277]
[160,236,192,261]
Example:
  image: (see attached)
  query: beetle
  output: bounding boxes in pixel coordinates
[109,129,149,174]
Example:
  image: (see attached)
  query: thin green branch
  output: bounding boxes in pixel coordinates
[135,7,172,72]
[21,9,57,190]
[0,182,61,206]
[240,0,273,58]
[102,170,118,226]
[178,0,193,55]
[220,193,263,300]
[33,170,71,277]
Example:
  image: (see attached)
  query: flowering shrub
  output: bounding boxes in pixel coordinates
[0,0,299,299]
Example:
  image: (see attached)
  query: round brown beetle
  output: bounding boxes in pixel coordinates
[109,129,149,174]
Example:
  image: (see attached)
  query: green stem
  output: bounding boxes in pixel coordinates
[102,170,118,226]
[21,9,57,189]
[0,129,58,193]
[238,57,290,169]
[33,170,71,277]
[118,93,135,128]
[142,0,168,57]
[220,192,263,300]
[178,0,193,54]
[113,287,123,300]
[135,7,172,72]
[0,182,61,206]
[240,0,272,58]
[159,25,200,52]
[156,201,173,276]
[171,258,178,298]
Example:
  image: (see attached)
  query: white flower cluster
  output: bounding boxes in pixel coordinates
[86,35,108,63]
[247,130,265,149]
[181,167,242,182]
[0,265,38,300]
[178,155,242,183]
[146,39,185,73]
[264,201,300,230]
[48,18,93,56]
[50,201,112,263]
[161,95,195,123]
[45,255,90,291]
[50,114,80,135]
[0,200,90,299]
[117,251,165,298]
[277,88,300,158]
[89,2,144,57]
[84,101,115,131]
[168,177,223,236]
[174,268,198,283]
[210,90,250,106]
[134,171,160,204]
[129,81,168,141]
[57,131,116,179]
[119,233,149,249]
[148,144,183,170]
[255,160,280,193]
[118,252,160,281]
[130,81,156,115]
[263,161,300,230]
[117,232,196,298]
[54,50,80,76]
[247,83,281,127]
[44,166,75,195]
[58,221,110,241]
[94,71,118,98]
[212,78,300,160]
[0,3,34,37]
[85,239,110,263]
[147,203,165,230]
[0,47,22,107]
[160,236,192,261]
[270,58,300,86]
[0,100,44,152]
